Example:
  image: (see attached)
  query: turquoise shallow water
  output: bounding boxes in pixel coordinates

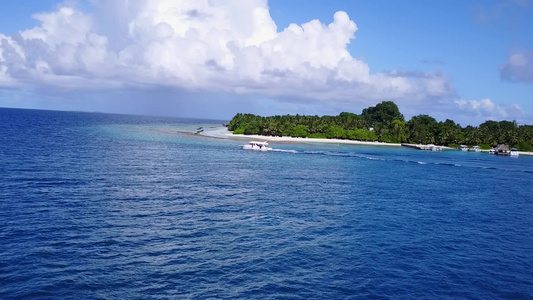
[1,108,532,299]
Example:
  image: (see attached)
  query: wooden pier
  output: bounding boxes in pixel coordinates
[401,143,448,151]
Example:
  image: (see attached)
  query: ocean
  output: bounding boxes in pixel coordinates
[1,107,532,299]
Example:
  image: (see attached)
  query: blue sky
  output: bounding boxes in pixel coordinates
[0,0,532,125]
[269,0,533,111]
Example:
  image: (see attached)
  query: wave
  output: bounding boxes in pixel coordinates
[434,162,461,167]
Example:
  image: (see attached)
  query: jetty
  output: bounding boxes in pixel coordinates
[401,143,449,151]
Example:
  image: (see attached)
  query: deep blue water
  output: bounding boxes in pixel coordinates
[1,107,532,299]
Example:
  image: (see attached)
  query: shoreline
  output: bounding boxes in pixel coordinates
[198,126,533,155]
[229,133,402,147]
[201,126,402,147]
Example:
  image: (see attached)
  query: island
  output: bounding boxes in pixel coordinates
[227,101,533,151]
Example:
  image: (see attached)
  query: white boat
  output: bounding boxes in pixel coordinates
[460,145,469,151]
[468,146,481,152]
[242,141,273,151]
[489,149,496,155]
[427,144,442,151]
[510,148,519,157]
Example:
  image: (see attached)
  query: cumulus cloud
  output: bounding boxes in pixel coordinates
[1,0,529,125]
[500,49,533,82]
[454,98,524,121]
[0,0,454,105]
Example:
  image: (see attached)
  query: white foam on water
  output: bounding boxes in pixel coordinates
[272,149,298,153]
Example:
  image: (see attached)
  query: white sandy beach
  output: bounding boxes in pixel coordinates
[229,133,403,146]
[200,126,401,147]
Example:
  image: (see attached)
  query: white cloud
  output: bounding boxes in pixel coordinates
[1,0,529,125]
[454,98,524,121]
[0,0,454,104]
[0,34,22,87]
[500,49,533,82]
[21,7,92,48]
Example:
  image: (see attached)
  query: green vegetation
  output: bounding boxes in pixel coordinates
[227,101,533,150]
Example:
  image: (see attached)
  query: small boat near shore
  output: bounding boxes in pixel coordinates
[510,148,519,157]
[468,146,481,152]
[243,141,273,151]
[427,144,442,151]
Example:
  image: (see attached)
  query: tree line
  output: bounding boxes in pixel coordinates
[227,101,533,151]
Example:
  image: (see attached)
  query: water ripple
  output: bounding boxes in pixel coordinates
[1,109,532,299]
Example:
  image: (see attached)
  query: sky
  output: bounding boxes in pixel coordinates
[0,0,532,125]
